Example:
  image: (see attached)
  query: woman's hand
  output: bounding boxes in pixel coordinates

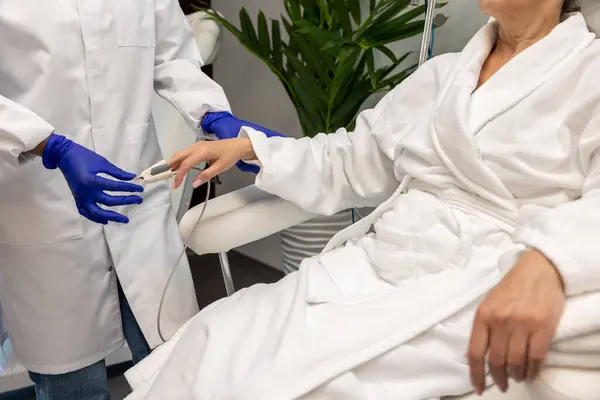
[467,249,565,395]
[169,138,256,189]
[201,112,287,174]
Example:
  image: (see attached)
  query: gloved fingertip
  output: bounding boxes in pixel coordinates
[122,174,138,181]
[106,167,138,182]
[126,197,143,206]
[114,170,136,179]
[123,183,144,193]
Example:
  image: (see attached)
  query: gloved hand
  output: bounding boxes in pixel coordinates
[201,112,286,173]
[42,134,144,225]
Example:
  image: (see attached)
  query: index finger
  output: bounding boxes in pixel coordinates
[86,203,129,224]
[96,161,137,181]
[167,149,191,171]
[468,317,490,395]
[93,176,144,193]
[173,153,208,189]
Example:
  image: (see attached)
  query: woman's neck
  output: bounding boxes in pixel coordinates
[495,12,561,58]
[474,10,561,91]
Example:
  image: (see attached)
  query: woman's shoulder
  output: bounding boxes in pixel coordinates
[370,53,461,117]
[419,52,461,76]
[387,53,460,96]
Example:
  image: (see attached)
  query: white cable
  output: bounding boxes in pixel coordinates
[157,178,212,343]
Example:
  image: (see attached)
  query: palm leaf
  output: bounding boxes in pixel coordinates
[200,0,438,136]
[348,0,362,25]
[271,20,283,69]
[257,12,271,58]
[284,0,301,21]
[366,49,376,88]
[369,0,377,13]
[239,9,259,49]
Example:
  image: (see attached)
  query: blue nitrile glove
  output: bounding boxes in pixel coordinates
[42,134,144,225]
[201,112,286,173]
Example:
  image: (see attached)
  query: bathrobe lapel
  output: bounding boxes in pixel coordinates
[431,14,595,211]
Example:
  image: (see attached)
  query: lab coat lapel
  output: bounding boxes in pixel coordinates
[431,14,595,211]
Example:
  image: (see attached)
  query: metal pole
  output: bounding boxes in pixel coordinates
[418,0,437,67]
[218,252,236,296]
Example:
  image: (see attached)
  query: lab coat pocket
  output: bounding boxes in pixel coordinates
[113,0,156,47]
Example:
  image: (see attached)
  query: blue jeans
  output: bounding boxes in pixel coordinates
[28,281,151,400]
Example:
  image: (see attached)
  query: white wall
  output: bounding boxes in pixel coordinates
[211,0,489,270]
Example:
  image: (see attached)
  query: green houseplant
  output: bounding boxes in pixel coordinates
[199,0,436,273]
[201,0,430,137]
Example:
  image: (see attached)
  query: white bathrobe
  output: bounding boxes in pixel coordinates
[125,14,600,400]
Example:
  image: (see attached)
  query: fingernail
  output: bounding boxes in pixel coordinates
[193,179,205,189]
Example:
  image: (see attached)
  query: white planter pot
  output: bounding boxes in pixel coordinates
[280,210,353,274]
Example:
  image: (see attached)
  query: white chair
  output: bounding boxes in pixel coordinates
[180,185,600,400]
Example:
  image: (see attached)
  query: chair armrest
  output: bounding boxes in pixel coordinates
[179,185,317,255]
[528,366,600,400]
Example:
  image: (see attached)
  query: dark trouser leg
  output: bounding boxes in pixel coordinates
[117,279,151,365]
[28,360,110,400]
[29,278,151,400]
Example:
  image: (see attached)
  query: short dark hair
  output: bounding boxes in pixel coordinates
[563,0,581,13]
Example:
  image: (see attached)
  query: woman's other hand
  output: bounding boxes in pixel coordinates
[168,138,256,189]
[467,249,565,395]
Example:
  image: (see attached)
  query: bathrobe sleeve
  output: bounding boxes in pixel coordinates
[153,0,231,137]
[513,109,600,296]
[241,83,415,215]
[0,94,54,167]
[240,57,447,215]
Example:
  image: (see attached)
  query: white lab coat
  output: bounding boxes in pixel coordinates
[125,14,600,399]
[0,0,230,374]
